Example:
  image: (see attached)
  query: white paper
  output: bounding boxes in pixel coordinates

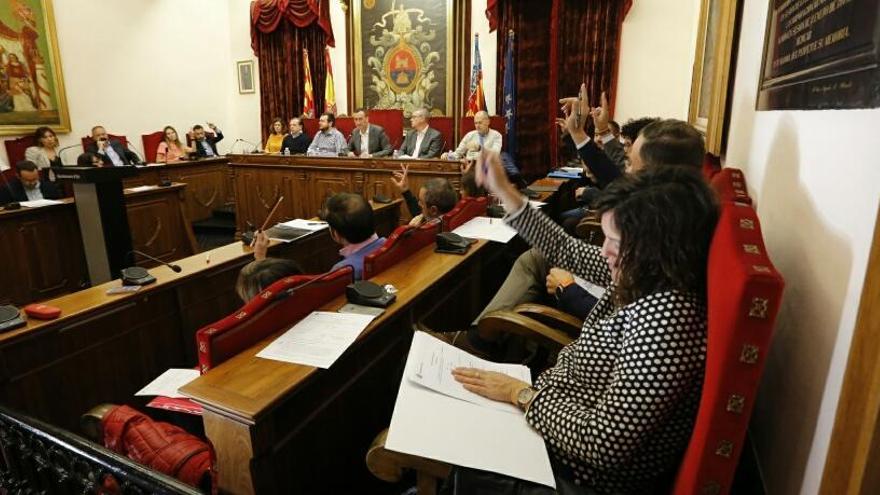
[19,199,63,208]
[558,166,584,174]
[409,332,530,414]
[256,311,375,368]
[135,369,200,398]
[573,275,607,300]
[386,332,556,488]
[278,218,330,231]
[452,216,517,243]
[528,200,547,208]
[126,185,159,192]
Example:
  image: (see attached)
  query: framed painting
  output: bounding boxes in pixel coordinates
[688,0,739,155]
[237,60,255,94]
[347,0,468,117]
[0,0,70,136]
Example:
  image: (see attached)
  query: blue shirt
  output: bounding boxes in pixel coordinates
[331,236,386,280]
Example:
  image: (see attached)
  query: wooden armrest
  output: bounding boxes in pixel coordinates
[367,429,451,495]
[575,213,604,245]
[513,303,583,338]
[479,310,575,349]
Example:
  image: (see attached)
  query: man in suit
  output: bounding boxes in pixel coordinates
[398,108,442,159]
[0,160,62,205]
[347,108,392,158]
[191,123,224,158]
[281,117,310,154]
[86,126,140,166]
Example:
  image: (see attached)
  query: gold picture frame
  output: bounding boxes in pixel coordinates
[0,0,70,136]
[688,0,738,155]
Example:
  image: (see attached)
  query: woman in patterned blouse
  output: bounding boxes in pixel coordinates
[449,152,719,494]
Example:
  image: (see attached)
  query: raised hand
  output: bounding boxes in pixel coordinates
[390,163,410,192]
[475,150,523,213]
[559,82,590,141]
[591,91,610,134]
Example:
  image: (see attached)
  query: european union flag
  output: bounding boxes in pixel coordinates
[502,30,517,158]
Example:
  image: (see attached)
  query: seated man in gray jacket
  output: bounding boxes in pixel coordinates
[347,108,392,158]
[397,108,442,159]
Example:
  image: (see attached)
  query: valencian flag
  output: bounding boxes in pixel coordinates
[466,34,487,116]
[324,47,337,114]
[302,49,315,118]
[501,30,517,157]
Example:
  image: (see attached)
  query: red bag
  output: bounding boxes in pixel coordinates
[102,405,214,491]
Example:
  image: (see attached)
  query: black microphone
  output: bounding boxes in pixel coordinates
[56,143,82,165]
[127,250,182,273]
[229,138,261,154]
[120,139,144,164]
[0,170,21,210]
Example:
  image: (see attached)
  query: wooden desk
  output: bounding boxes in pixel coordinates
[181,239,498,494]
[0,201,401,433]
[229,154,462,234]
[123,158,232,222]
[0,184,198,306]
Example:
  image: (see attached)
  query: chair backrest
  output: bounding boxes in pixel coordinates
[429,117,455,153]
[335,117,356,141]
[363,221,440,279]
[195,266,354,372]
[81,134,129,151]
[710,167,752,205]
[368,109,405,148]
[302,118,320,139]
[702,153,722,180]
[1,168,16,183]
[458,115,506,150]
[441,197,488,232]
[672,201,784,495]
[141,132,165,164]
[4,135,36,167]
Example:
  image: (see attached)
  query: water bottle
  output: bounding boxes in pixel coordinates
[283,147,290,156]
[446,150,457,161]
[393,149,400,159]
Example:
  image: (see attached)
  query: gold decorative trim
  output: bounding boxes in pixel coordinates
[753,265,771,273]
[743,244,761,254]
[726,394,745,414]
[715,440,734,458]
[749,297,769,318]
[740,344,759,364]
[739,218,755,230]
[701,482,722,495]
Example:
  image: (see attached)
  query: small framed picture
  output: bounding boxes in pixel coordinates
[237,60,255,94]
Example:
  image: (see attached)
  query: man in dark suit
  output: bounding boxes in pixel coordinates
[398,108,442,159]
[281,117,310,154]
[191,123,224,158]
[0,160,62,205]
[347,108,392,157]
[86,126,140,166]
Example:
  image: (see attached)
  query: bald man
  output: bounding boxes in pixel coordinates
[444,111,503,161]
[398,108,443,159]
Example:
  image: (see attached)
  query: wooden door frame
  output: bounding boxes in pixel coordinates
[820,204,880,493]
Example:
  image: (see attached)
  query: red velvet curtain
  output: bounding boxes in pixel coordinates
[250,0,334,143]
[491,0,630,178]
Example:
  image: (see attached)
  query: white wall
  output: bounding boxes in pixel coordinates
[725,1,880,493]
[471,0,497,115]
[0,0,262,168]
[615,0,701,122]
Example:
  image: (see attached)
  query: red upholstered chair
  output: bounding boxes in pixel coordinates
[429,117,455,153]
[671,201,784,495]
[702,153,722,180]
[335,117,356,141]
[141,132,165,164]
[369,109,405,148]
[4,135,36,167]
[302,118,320,139]
[2,167,17,184]
[195,266,354,372]
[363,221,440,280]
[458,115,506,150]
[441,197,488,232]
[710,167,752,205]
[82,134,129,151]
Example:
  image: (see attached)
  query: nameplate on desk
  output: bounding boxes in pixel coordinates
[53,172,81,180]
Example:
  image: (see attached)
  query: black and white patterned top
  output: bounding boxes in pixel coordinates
[506,203,707,495]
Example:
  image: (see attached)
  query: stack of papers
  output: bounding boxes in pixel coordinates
[20,199,63,208]
[256,311,375,368]
[386,332,556,488]
[136,369,200,398]
[452,216,517,243]
[278,218,329,231]
[547,170,582,179]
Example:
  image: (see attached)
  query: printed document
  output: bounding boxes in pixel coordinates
[256,311,375,368]
[136,369,200,398]
[452,216,517,243]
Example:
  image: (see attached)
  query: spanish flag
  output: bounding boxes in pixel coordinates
[302,49,315,118]
[324,47,337,114]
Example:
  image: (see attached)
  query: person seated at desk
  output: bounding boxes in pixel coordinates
[390,164,458,226]
[281,117,310,155]
[445,157,718,494]
[460,161,486,198]
[0,160,62,205]
[307,112,347,156]
[76,152,104,167]
[25,126,62,170]
[442,111,502,161]
[156,126,193,163]
[235,231,304,301]
[191,123,223,158]
[397,108,442,159]
[320,193,386,280]
[86,126,140,166]
[347,108,392,158]
[264,118,285,154]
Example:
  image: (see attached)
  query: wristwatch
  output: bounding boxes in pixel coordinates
[516,386,538,411]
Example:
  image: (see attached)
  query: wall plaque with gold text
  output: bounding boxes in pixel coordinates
[758,0,880,110]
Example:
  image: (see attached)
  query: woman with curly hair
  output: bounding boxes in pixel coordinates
[445,152,719,494]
